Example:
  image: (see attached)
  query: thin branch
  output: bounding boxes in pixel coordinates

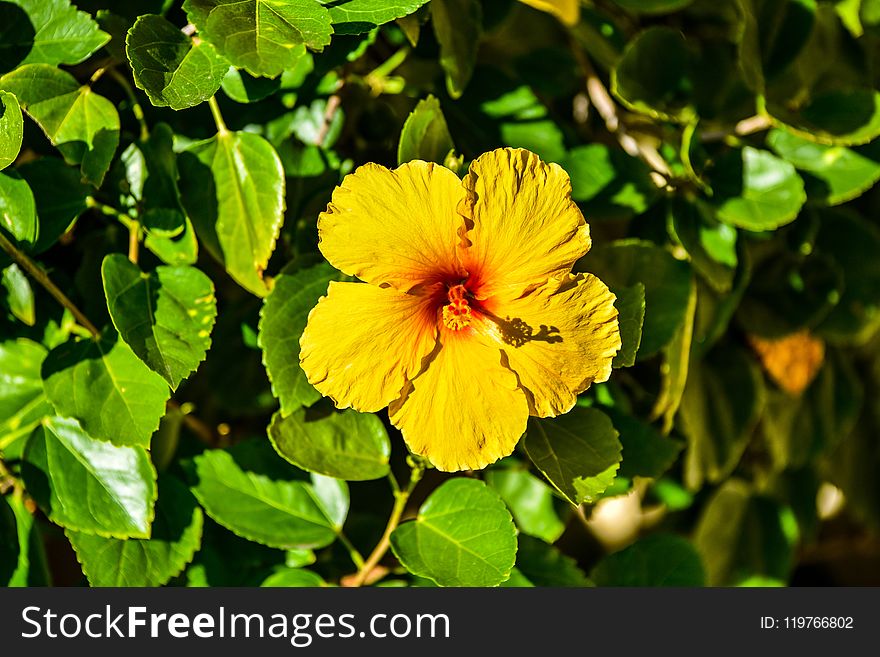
[128,221,140,265]
[315,94,341,147]
[0,231,100,338]
[345,459,425,587]
[571,42,672,187]
[108,68,149,142]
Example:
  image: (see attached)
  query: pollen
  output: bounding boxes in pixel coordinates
[441,284,473,331]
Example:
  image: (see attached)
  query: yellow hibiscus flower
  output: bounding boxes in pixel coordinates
[300,148,621,472]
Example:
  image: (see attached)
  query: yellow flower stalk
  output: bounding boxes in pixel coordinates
[300,148,621,472]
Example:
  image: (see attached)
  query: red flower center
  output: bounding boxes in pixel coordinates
[441,284,473,331]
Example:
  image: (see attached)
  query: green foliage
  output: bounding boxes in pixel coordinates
[67,475,203,586]
[268,407,391,481]
[0,0,878,590]
[179,130,284,297]
[390,478,517,586]
[258,262,344,414]
[0,64,119,186]
[592,534,705,586]
[127,14,228,110]
[189,439,348,550]
[102,254,217,389]
[0,91,22,170]
[524,407,622,505]
[23,417,157,538]
[42,330,171,448]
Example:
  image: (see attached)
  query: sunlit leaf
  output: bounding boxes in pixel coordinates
[391,478,517,587]
[524,407,622,505]
[23,416,157,539]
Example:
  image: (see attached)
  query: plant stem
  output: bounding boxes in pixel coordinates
[569,41,672,187]
[337,531,366,570]
[208,96,228,136]
[108,68,149,142]
[128,220,140,265]
[350,459,425,587]
[0,231,100,339]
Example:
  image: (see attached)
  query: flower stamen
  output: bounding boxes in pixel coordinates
[441,284,472,331]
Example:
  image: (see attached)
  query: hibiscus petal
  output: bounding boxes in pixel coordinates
[389,330,530,472]
[318,161,466,292]
[299,281,439,412]
[518,0,580,25]
[481,273,620,417]
[458,148,591,299]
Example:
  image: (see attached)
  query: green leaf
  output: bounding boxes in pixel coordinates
[261,567,325,587]
[268,407,390,481]
[145,218,199,266]
[130,124,188,236]
[606,410,684,480]
[814,208,880,343]
[127,14,229,110]
[397,95,455,166]
[710,147,806,231]
[736,249,842,338]
[486,466,566,543]
[0,0,109,70]
[612,27,694,122]
[23,416,157,539]
[17,158,89,253]
[42,330,171,449]
[769,89,880,146]
[1,494,33,586]
[319,0,431,34]
[680,345,766,490]
[0,64,120,186]
[431,0,482,99]
[610,283,645,368]
[189,439,348,550]
[591,534,705,586]
[515,535,593,587]
[0,91,22,170]
[650,275,697,433]
[222,66,281,104]
[390,478,517,587]
[694,479,796,585]
[178,130,284,297]
[67,474,203,586]
[2,264,35,326]
[0,339,51,456]
[102,255,217,390]
[768,129,880,205]
[0,170,37,248]
[258,262,344,414]
[670,198,738,293]
[524,407,623,505]
[577,239,693,358]
[738,0,817,92]
[763,352,862,470]
[183,0,332,77]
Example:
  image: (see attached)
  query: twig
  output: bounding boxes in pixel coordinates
[571,42,672,187]
[0,231,100,338]
[346,459,425,587]
[128,221,140,265]
[699,114,772,143]
[108,68,149,142]
[315,94,341,147]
